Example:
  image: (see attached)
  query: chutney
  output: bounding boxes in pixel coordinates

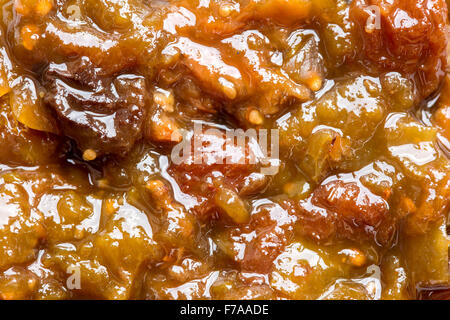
[0,0,448,300]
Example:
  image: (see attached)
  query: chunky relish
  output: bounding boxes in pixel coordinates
[0,0,448,300]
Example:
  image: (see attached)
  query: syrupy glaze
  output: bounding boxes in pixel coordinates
[0,0,448,299]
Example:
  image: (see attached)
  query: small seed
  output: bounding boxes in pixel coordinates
[248,109,264,125]
[219,77,237,100]
[219,4,234,17]
[307,74,323,92]
[82,149,97,161]
[339,248,367,267]
[27,278,37,290]
[146,180,167,199]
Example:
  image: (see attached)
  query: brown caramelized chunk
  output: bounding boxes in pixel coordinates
[295,180,395,245]
[350,0,448,97]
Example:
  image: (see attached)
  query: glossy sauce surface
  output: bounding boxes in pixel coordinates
[0,0,448,299]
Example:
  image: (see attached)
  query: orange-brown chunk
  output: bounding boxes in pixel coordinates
[168,126,268,219]
[350,0,449,97]
[295,180,395,246]
[215,202,297,274]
